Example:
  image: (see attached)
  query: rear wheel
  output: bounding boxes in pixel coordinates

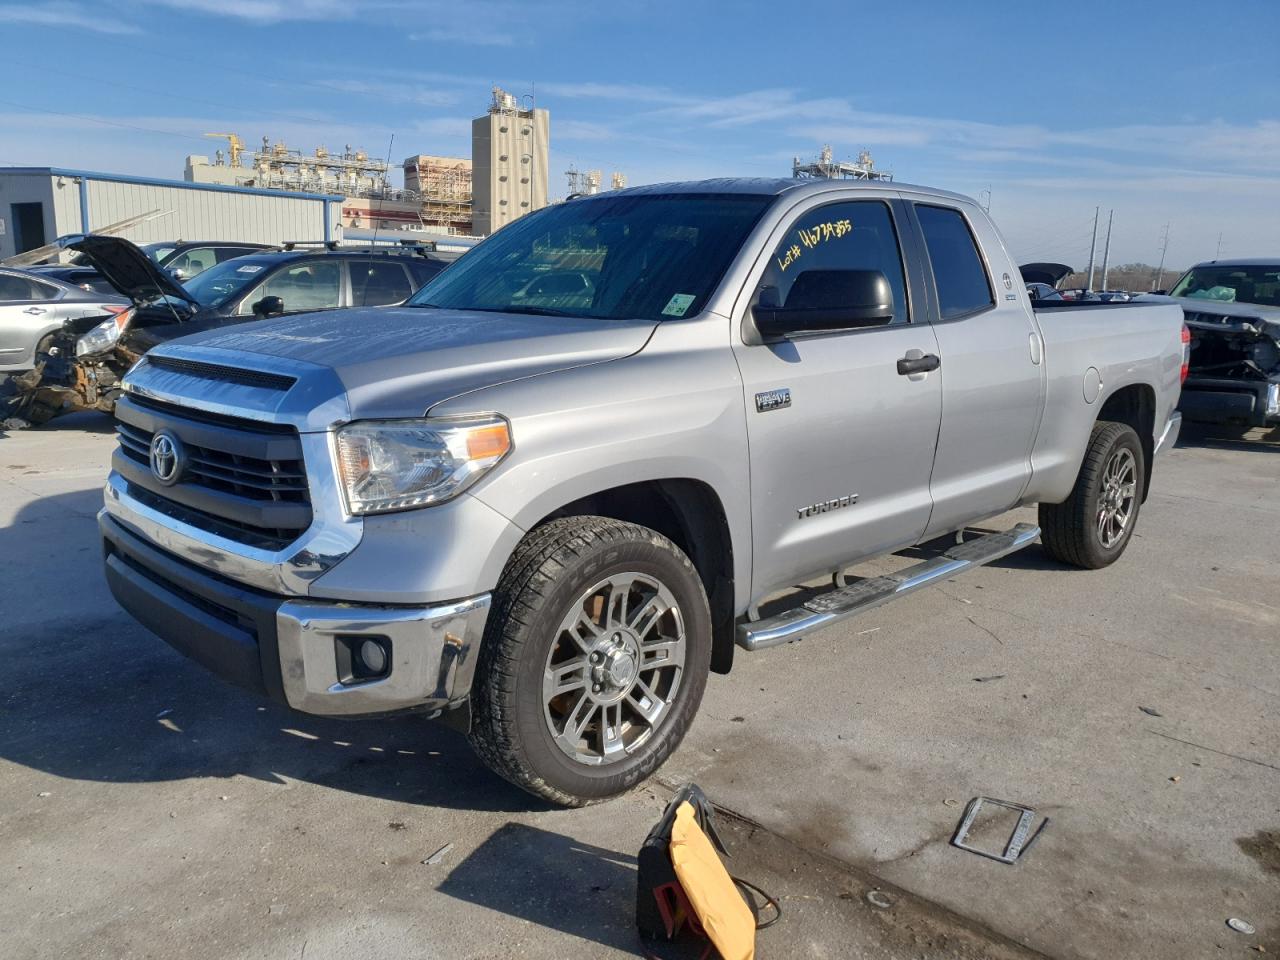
[468,516,712,806]
[1039,421,1145,569]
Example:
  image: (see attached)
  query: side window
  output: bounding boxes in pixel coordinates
[215,246,256,263]
[240,260,341,314]
[29,279,59,300]
[0,273,36,300]
[168,248,219,279]
[915,205,994,320]
[351,260,413,306]
[757,200,909,326]
[407,259,446,288]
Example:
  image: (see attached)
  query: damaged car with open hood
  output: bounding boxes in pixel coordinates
[1149,259,1280,429]
[4,234,450,426]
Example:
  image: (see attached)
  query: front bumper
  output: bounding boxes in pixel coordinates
[1179,377,1280,427]
[101,512,490,717]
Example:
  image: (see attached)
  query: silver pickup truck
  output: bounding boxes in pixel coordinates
[99,179,1186,805]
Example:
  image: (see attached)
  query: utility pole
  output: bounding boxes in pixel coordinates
[1100,209,1114,291]
[1215,233,1223,259]
[1086,206,1100,292]
[1154,223,1171,291]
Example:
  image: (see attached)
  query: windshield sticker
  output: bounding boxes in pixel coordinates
[236,264,264,274]
[777,218,855,272]
[662,293,697,317]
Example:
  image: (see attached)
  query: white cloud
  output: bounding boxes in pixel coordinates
[410,27,515,47]
[0,2,141,34]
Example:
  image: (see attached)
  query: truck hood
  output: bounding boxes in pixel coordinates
[1137,294,1280,329]
[58,233,200,310]
[150,306,659,423]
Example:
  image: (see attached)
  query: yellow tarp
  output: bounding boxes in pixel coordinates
[669,801,755,960]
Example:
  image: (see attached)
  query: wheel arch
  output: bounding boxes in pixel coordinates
[1096,382,1156,500]
[528,478,739,675]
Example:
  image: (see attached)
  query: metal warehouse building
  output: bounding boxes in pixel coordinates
[0,167,343,260]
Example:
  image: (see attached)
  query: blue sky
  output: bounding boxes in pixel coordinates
[0,0,1277,267]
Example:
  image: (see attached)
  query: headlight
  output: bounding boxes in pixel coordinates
[75,307,133,357]
[334,416,512,515]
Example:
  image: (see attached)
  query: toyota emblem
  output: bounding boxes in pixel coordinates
[149,431,184,486]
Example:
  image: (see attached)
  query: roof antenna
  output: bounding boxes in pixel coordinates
[369,133,395,251]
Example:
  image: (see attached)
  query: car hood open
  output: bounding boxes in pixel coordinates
[1019,262,1075,287]
[58,234,200,310]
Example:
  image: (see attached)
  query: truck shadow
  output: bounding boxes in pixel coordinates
[0,487,547,814]
[1176,421,1280,454]
[439,822,641,952]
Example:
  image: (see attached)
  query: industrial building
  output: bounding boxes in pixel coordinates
[792,145,893,181]
[0,166,341,260]
[471,87,550,236]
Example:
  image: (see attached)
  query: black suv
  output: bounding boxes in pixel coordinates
[63,235,454,356]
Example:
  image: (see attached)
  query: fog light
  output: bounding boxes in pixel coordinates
[335,636,391,685]
[358,639,388,675]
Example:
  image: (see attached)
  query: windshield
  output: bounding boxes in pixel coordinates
[407,193,773,321]
[140,242,177,264]
[182,256,279,308]
[1168,264,1280,307]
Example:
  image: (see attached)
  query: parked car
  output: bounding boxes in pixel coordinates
[98,179,1185,805]
[1142,259,1280,428]
[27,240,270,295]
[0,266,126,372]
[138,240,272,281]
[1025,282,1063,302]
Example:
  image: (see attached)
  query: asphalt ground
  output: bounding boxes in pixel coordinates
[1,413,1276,958]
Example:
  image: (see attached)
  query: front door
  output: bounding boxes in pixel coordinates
[732,196,944,601]
[909,202,1045,537]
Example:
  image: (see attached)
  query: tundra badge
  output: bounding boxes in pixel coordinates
[755,388,791,412]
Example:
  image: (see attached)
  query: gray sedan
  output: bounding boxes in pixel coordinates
[0,268,126,372]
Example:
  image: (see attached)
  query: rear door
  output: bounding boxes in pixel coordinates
[909,201,1045,537]
[0,271,62,367]
[732,195,943,599]
[349,258,415,306]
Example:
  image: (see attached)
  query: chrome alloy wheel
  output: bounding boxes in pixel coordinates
[542,572,686,766]
[1097,446,1137,548]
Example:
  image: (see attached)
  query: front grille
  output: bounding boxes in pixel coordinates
[144,355,297,392]
[113,394,312,548]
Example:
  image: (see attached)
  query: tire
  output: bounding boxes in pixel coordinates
[468,516,712,806]
[1039,421,1145,569]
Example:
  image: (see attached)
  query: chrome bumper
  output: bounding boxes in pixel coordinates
[1155,411,1182,457]
[276,595,490,716]
[101,511,490,718]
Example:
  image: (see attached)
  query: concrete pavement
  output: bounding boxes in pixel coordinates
[1,414,1275,958]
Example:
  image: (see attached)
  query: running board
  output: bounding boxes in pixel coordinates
[736,523,1041,652]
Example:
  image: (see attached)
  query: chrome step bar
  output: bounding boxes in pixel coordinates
[736,523,1041,652]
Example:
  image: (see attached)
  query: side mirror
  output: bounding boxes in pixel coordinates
[168,267,188,282]
[252,295,284,318]
[751,270,893,341]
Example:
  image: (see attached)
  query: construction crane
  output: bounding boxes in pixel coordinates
[204,132,245,167]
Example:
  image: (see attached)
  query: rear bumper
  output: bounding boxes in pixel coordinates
[101,512,490,717]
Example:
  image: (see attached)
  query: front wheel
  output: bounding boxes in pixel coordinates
[468,516,712,806]
[1039,420,1145,569]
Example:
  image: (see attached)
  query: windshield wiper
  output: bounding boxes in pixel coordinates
[407,301,443,309]
[482,304,583,318]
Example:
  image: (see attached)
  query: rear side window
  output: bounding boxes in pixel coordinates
[351,260,413,306]
[915,205,994,320]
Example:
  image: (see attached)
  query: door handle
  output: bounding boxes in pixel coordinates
[24,307,46,315]
[897,353,941,376]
